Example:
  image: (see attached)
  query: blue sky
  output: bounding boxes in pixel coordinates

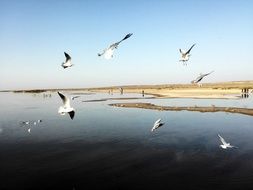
[1,0,253,90]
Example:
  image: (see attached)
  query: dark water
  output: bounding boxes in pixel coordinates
[1,92,253,189]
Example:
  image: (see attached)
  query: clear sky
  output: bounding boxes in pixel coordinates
[1,0,253,90]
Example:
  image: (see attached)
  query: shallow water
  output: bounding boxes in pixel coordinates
[1,92,253,189]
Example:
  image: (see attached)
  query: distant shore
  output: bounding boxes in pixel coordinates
[109,103,253,117]
[2,81,253,100]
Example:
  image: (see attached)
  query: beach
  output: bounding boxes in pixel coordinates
[89,81,253,99]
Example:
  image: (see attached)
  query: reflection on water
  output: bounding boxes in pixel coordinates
[1,92,253,189]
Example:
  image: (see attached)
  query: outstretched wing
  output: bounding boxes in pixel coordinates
[186,44,196,55]
[193,75,204,83]
[98,48,107,56]
[58,92,70,108]
[154,118,161,125]
[205,70,214,76]
[121,33,133,41]
[68,110,75,120]
[64,52,71,62]
[113,33,133,47]
[218,134,227,145]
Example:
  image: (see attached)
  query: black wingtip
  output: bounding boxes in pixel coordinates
[57,92,65,99]
[68,111,75,120]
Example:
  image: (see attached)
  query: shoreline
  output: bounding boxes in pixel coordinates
[109,103,253,117]
[2,80,253,100]
[91,88,243,100]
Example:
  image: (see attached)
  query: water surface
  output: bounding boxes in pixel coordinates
[1,92,253,189]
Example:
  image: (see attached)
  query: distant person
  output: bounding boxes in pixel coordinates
[142,90,145,97]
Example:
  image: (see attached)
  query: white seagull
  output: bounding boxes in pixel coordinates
[151,118,164,132]
[58,92,75,120]
[191,71,214,86]
[218,134,237,149]
[179,44,196,65]
[62,52,73,69]
[98,33,133,59]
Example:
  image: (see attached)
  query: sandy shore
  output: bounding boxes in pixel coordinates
[109,103,253,117]
[91,88,243,99]
[89,81,253,99]
[7,81,253,99]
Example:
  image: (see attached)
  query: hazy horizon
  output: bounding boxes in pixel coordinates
[1,0,253,90]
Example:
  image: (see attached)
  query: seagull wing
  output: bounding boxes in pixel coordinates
[186,44,196,55]
[218,134,227,145]
[58,92,71,108]
[113,33,133,47]
[109,42,120,49]
[121,33,133,42]
[71,96,80,100]
[64,52,71,62]
[154,118,161,125]
[206,70,214,76]
[199,71,214,79]
[98,47,108,56]
[68,110,75,120]
[194,75,204,83]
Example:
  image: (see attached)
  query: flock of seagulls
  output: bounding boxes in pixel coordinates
[151,119,237,149]
[21,33,232,149]
[20,119,42,133]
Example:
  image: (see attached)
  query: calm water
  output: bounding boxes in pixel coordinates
[1,92,253,189]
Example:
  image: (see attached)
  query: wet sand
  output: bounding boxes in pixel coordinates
[109,103,253,117]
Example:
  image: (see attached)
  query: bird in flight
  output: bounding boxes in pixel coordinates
[179,44,196,65]
[151,118,164,132]
[98,33,133,59]
[62,52,73,69]
[57,92,75,120]
[218,134,237,149]
[191,71,214,86]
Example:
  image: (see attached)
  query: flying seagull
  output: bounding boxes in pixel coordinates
[58,92,75,120]
[151,118,164,132]
[179,44,196,65]
[62,52,73,69]
[218,134,237,149]
[191,71,214,86]
[98,33,133,59]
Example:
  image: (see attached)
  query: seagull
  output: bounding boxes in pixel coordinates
[98,33,133,59]
[179,44,196,65]
[33,119,42,125]
[71,96,80,100]
[21,121,30,125]
[191,71,214,86]
[57,92,75,120]
[151,118,164,132]
[218,134,237,149]
[62,52,73,69]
